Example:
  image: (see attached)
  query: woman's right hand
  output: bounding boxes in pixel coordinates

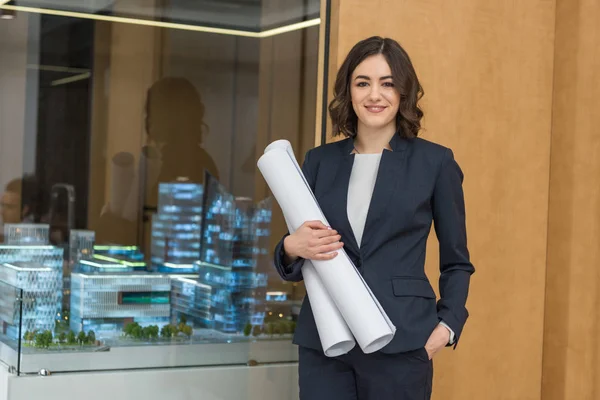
[283,220,344,263]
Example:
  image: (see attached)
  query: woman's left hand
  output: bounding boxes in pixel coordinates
[424,324,451,360]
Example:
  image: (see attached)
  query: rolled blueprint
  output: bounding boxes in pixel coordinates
[267,140,354,356]
[258,140,396,355]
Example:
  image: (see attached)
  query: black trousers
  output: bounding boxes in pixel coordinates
[298,346,433,400]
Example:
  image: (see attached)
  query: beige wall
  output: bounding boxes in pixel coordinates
[542,0,600,399]
[324,1,557,399]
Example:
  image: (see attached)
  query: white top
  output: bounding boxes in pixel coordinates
[347,153,382,247]
[346,151,456,344]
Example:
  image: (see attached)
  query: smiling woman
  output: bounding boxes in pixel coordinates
[349,55,400,153]
[275,36,474,400]
[328,36,424,149]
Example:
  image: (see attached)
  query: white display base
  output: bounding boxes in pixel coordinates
[0,339,298,374]
[4,363,300,400]
[0,363,9,400]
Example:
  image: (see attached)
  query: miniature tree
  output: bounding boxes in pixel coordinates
[243,323,252,337]
[43,330,54,347]
[178,322,187,334]
[58,332,67,344]
[87,330,96,344]
[34,332,43,348]
[24,330,36,344]
[140,326,158,340]
[123,322,139,337]
[34,331,52,348]
[280,321,291,334]
[265,323,275,338]
[252,325,262,337]
[272,323,281,336]
[124,322,149,339]
[278,322,286,336]
[160,324,173,339]
[181,325,193,338]
[77,331,87,346]
[67,330,77,345]
[131,324,143,339]
[142,326,151,339]
[145,325,158,340]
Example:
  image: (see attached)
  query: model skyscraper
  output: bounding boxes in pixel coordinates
[172,176,270,333]
[0,224,64,339]
[151,182,203,274]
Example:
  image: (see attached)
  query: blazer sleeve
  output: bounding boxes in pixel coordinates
[272,148,316,282]
[432,148,475,347]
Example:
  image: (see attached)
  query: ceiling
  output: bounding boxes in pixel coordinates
[7,0,321,32]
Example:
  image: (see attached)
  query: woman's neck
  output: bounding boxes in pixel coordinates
[354,123,396,154]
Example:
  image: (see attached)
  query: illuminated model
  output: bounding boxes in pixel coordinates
[77,245,147,273]
[172,177,270,333]
[70,271,171,337]
[151,182,203,274]
[4,223,49,246]
[64,230,96,310]
[0,224,63,339]
[0,178,275,342]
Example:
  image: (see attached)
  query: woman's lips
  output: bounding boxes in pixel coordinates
[365,105,386,113]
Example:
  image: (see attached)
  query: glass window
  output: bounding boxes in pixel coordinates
[0,0,321,375]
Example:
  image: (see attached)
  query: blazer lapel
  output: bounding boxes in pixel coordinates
[320,139,360,258]
[316,135,409,259]
[360,136,408,252]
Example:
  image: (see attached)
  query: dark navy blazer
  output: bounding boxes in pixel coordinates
[273,134,475,354]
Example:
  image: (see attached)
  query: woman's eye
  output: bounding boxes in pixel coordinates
[356,81,368,87]
[383,82,394,87]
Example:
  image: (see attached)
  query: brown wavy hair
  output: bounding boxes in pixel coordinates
[328,36,424,139]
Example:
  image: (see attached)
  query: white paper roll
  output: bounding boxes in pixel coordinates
[269,141,355,356]
[258,141,396,355]
[301,262,356,356]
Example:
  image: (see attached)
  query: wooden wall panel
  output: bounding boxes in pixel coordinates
[0,13,30,192]
[87,19,163,245]
[86,20,113,241]
[542,0,600,399]
[326,1,556,399]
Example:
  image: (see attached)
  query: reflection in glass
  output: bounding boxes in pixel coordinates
[70,273,172,338]
[151,182,204,274]
[0,0,318,372]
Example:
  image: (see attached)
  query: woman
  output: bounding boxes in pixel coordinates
[273,36,475,399]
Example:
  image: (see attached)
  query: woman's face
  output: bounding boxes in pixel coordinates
[350,54,400,134]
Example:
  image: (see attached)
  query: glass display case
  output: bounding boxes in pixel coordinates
[0,0,322,376]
